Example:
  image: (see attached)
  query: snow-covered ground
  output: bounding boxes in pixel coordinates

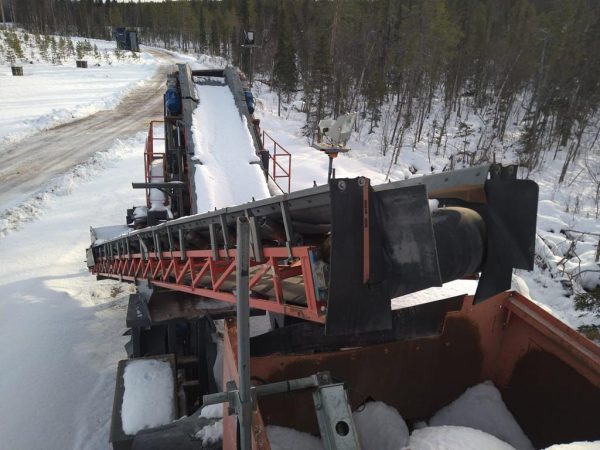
[0,135,145,449]
[0,31,159,150]
[0,32,194,448]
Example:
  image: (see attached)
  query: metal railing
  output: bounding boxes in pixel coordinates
[262,130,291,193]
[144,120,166,208]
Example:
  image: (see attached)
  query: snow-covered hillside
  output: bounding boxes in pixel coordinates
[252,85,600,338]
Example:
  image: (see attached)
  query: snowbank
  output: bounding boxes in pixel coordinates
[200,403,224,420]
[544,442,600,449]
[353,401,409,449]
[408,425,517,450]
[121,359,175,435]
[195,419,223,445]
[0,133,146,449]
[429,381,534,450]
[0,134,146,238]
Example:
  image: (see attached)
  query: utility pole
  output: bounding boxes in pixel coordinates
[241,30,260,86]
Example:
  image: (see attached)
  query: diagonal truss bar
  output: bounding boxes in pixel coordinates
[92,246,325,324]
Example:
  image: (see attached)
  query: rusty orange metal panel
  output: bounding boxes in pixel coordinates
[244,292,600,447]
[223,318,272,450]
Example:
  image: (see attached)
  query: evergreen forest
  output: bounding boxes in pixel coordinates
[3,0,600,176]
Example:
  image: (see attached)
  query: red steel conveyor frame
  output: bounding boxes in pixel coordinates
[92,245,326,323]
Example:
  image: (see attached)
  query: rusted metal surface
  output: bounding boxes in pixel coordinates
[223,318,271,450]
[235,292,600,445]
[504,350,600,448]
[252,313,483,434]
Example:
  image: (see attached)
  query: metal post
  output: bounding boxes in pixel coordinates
[328,155,334,181]
[236,217,252,450]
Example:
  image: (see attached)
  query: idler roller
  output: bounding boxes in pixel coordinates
[431,207,486,283]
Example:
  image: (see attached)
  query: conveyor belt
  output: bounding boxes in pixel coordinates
[191,80,270,213]
[88,165,539,335]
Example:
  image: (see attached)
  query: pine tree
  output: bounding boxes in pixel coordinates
[75,41,85,60]
[58,36,67,60]
[272,8,297,116]
[50,36,60,64]
[304,32,333,140]
[66,37,75,57]
[6,46,15,65]
[7,31,24,60]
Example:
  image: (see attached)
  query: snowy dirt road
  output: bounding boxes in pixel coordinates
[0,48,182,211]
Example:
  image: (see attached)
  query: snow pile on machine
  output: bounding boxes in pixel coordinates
[121,359,175,435]
[191,77,270,212]
[262,381,597,450]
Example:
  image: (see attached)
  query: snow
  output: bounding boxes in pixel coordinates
[121,359,175,435]
[200,403,224,419]
[429,381,534,450]
[253,99,386,191]
[149,160,168,211]
[407,426,517,450]
[0,136,143,237]
[266,425,324,450]
[191,82,270,213]
[0,134,145,449]
[353,401,409,449]
[195,419,223,445]
[0,32,159,150]
[544,443,600,450]
[392,279,478,309]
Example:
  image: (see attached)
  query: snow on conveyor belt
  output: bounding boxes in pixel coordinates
[191,83,270,213]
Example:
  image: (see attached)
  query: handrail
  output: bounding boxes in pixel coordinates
[144,120,166,208]
[262,130,291,193]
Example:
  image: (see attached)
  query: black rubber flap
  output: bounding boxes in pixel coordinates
[475,179,538,303]
[375,184,442,298]
[126,293,152,328]
[326,178,391,336]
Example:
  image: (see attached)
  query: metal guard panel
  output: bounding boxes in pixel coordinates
[375,184,442,297]
[325,179,441,335]
[326,178,391,336]
[475,179,539,303]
